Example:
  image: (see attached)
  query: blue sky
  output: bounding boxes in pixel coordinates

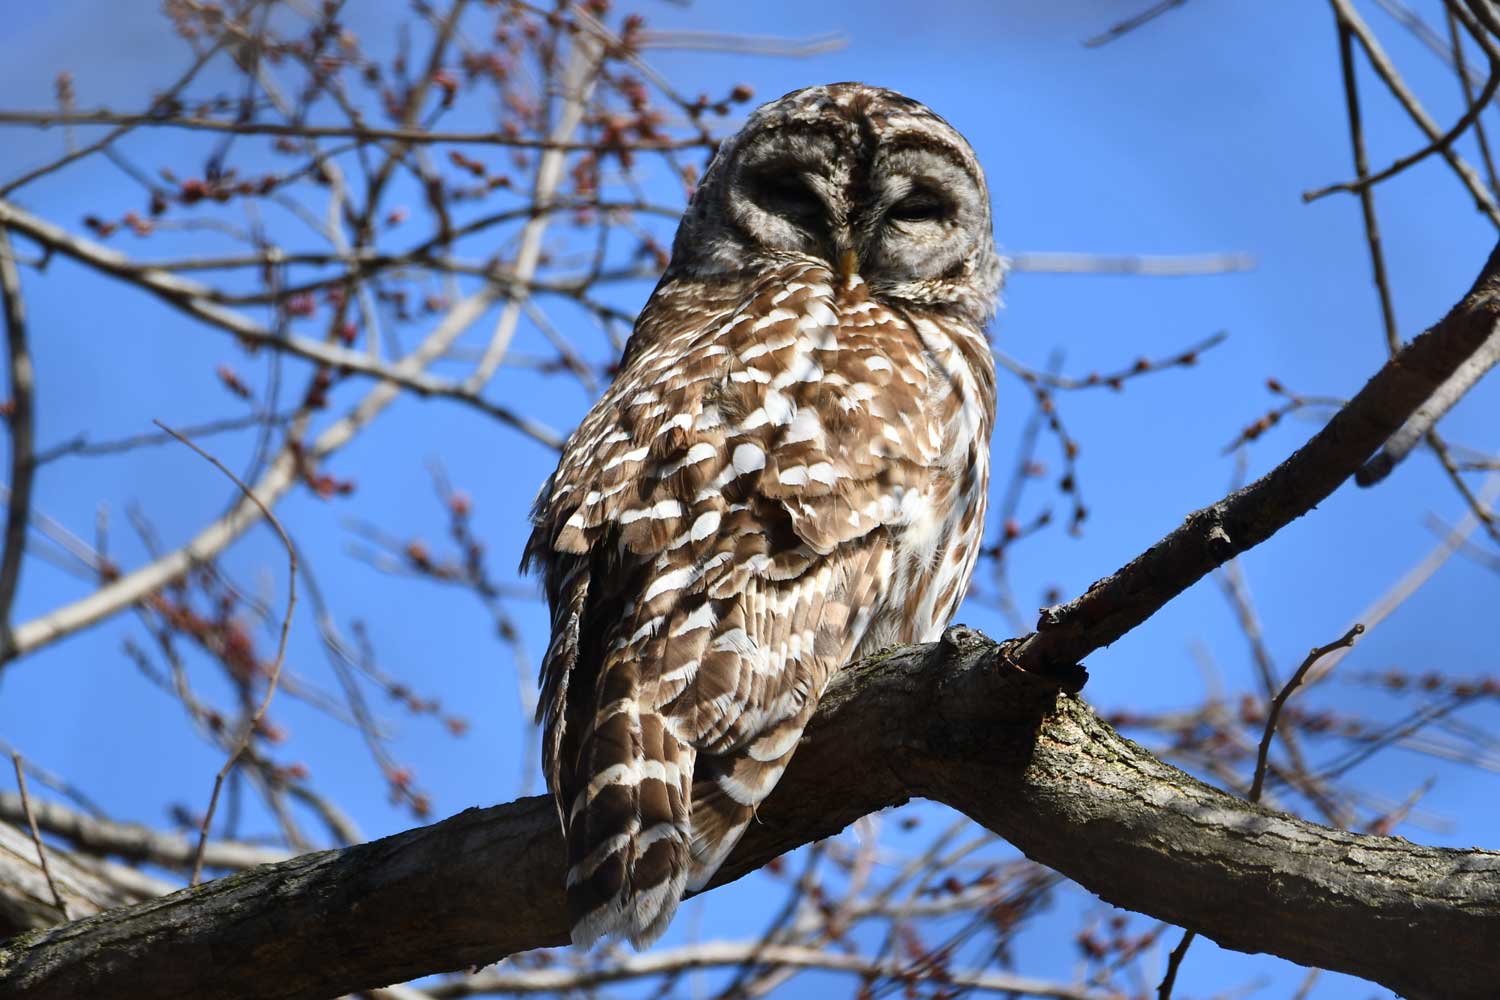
[2,2,1496,997]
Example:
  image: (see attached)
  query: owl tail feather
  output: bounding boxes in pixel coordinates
[565,704,695,949]
[683,715,806,892]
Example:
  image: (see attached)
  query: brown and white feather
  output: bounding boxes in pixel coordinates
[524,82,1001,948]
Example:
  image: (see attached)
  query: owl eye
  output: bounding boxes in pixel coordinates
[888,190,948,224]
[748,171,822,220]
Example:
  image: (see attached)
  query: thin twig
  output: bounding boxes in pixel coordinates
[11,750,70,920]
[0,39,225,197]
[993,331,1226,392]
[1012,241,1500,675]
[1328,0,1500,225]
[1212,559,1350,826]
[1334,16,1402,355]
[1248,624,1366,802]
[1303,58,1500,202]
[433,937,1121,999]
[34,411,297,466]
[8,286,493,664]
[1156,929,1195,1000]
[0,225,35,661]
[1306,473,1499,685]
[0,108,715,150]
[0,200,564,449]
[1425,431,1500,545]
[1004,251,1253,276]
[465,28,602,392]
[1372,0,1463,74]
[1449,2,1500,197]
[1314,692,1467,782]
[1084,0,1190,48]
[634,30,847,56]
[154,420,297,886]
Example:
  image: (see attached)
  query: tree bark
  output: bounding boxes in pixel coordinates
[1,629,1497,1000]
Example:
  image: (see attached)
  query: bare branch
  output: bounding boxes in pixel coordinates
[0,201,564,450]
[429,941,1122,999]
[1448,0,1500,196]
[993,331,1226,393]
[0,821,167,935]
[153,422,297,886]
[1155,929,1195,1000]
[1316,472,1500,684]
[1084,0,1191,48]
[1325,0,1500,225]
[0,226,34,659]
[34,411,296,467]
[634,30,846,56]
[0,792,291,871]
[2,630,1495,1000]
[1004,252,1253,276]
[0,39,224,198]
[4,287,493,665]
[0,110,714,152]
[1011,241,1500,676]
[1357,317,1500,484]
[7,754,68,922]
[1334,14,1402,354]
[1303,48,1500,202]
[1248,624,1366,801]
[466,31,601,391]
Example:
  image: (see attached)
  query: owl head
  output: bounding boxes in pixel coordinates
[668,82,1003,324]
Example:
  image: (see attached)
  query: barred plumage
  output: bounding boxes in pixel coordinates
[523,82,1001,947]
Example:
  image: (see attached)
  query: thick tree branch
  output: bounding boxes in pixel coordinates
[1,630,1495,1000]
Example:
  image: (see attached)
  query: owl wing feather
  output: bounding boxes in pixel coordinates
[524,260,954,946]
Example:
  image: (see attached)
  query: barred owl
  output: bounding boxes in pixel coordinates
[523,82,1001,947]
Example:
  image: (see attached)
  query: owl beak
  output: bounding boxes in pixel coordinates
[837,247,860,281]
